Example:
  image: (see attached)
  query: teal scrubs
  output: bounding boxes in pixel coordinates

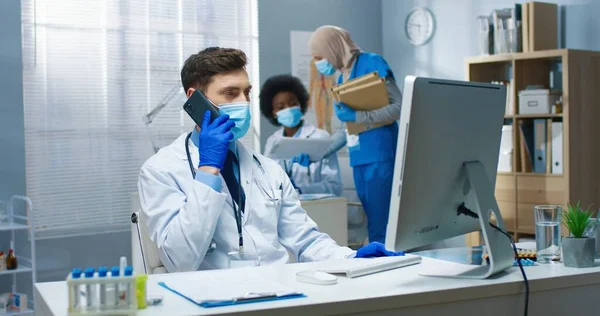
[337,52,398,243]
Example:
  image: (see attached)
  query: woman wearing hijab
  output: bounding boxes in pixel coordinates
[260,74,343,196]
[308,25,402,244]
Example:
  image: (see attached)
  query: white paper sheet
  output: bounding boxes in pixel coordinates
[266,137,335,161]
[290,31,313,88]
[161,270,298,304]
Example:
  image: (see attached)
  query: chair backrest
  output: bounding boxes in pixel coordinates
[131,212,167,274]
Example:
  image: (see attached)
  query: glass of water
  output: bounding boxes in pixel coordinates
[535,205,562,263]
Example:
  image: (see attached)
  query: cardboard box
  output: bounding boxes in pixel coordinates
[331,73,394,135]
[345,121,392,135]
[331,71,380,94]
[8,293,27,312]
[523,2,558,52]
[519,89,560,114]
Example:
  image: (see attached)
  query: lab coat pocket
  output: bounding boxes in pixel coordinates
[251,178,281,242]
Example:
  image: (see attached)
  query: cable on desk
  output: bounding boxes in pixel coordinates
[490,222,529,316]
[456,202,529,316]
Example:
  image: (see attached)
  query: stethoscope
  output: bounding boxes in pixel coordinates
[184,132,277,255]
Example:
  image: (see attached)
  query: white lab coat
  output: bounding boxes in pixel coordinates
[264,124,343,196]
[138,132,353,273]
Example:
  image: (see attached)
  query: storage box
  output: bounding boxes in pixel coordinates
[518,89,560,114]
[8,293,27,312]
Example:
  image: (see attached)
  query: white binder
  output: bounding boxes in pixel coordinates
[498,125,513,172]
[551,122,563,174]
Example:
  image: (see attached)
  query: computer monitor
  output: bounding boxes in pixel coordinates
[385,76,514,279]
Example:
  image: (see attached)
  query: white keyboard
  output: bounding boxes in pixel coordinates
[318,255,422,278]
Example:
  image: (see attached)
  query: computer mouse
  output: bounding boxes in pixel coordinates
[296,270,338,285]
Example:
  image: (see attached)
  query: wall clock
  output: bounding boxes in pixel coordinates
[405,7,436,46]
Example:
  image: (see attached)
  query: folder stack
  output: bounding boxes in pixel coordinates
[522,2,557,52]
[330,71,394,135]
[518,119,562,174]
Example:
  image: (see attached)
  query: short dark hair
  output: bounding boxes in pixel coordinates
[180,47,247,92]
[259,74,309,126]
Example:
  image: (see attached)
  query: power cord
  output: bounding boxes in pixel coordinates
[489,222,529,316]
[457,203,529,316]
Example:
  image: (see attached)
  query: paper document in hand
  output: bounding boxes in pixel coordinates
[267,137,335,161]
[159,269,300,305]
[331,71,380,93]
[331,73,393,135]
[336,78,389,111]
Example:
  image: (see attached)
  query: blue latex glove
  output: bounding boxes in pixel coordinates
[292,153,311,167]
[334,102,356,122]
[355,242,405,258]
[197,111,235,170]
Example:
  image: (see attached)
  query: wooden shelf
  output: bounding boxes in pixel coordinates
[506,229,535,235]
[465,48,600,248]
[464,54,513,64]
[516,230,535,235]
[465,49,570,64]
[513,49,566,60]
[497,172,514,176]
[511,114,563,119]
[515,172,564,177]
[496,172,564,177]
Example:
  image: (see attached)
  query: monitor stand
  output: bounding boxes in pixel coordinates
[419,161,514,279]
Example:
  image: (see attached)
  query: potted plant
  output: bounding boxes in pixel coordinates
[562,201,596,268]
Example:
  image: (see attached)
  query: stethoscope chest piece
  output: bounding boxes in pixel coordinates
[207,239,217,255]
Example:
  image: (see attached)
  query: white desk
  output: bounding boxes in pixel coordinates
[300,197,347,246]
[35,246,600,316]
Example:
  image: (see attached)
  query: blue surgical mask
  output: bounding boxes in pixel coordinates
[276,105,303,127]
[315,59,336,76]
[218,102,251,141]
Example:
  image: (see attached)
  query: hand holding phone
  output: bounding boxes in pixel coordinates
[183,90,221,126]
[196,111,234,171]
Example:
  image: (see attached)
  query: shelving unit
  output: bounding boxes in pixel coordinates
[0,196,36,315]
[464,49,600,245]
[507,113,563,119]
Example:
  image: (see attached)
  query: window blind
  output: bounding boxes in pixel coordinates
[21,0,259,239]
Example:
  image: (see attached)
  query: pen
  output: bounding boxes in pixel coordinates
[199,295,277,305]
[235,293,278,302]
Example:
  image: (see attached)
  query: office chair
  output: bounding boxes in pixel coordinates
[131,212,167,274]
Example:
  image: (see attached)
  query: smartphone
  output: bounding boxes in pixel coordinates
[183,90,220,126]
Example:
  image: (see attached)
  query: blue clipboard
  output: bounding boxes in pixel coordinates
[158,282,306,308]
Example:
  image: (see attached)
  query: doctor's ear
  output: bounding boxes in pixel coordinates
[186,87,196,98]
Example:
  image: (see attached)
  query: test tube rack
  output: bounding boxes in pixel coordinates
[66,271,137,316]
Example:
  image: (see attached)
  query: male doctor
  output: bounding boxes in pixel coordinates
[138,47,401,273]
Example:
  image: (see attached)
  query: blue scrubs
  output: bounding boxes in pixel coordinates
[338,52,398,243]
